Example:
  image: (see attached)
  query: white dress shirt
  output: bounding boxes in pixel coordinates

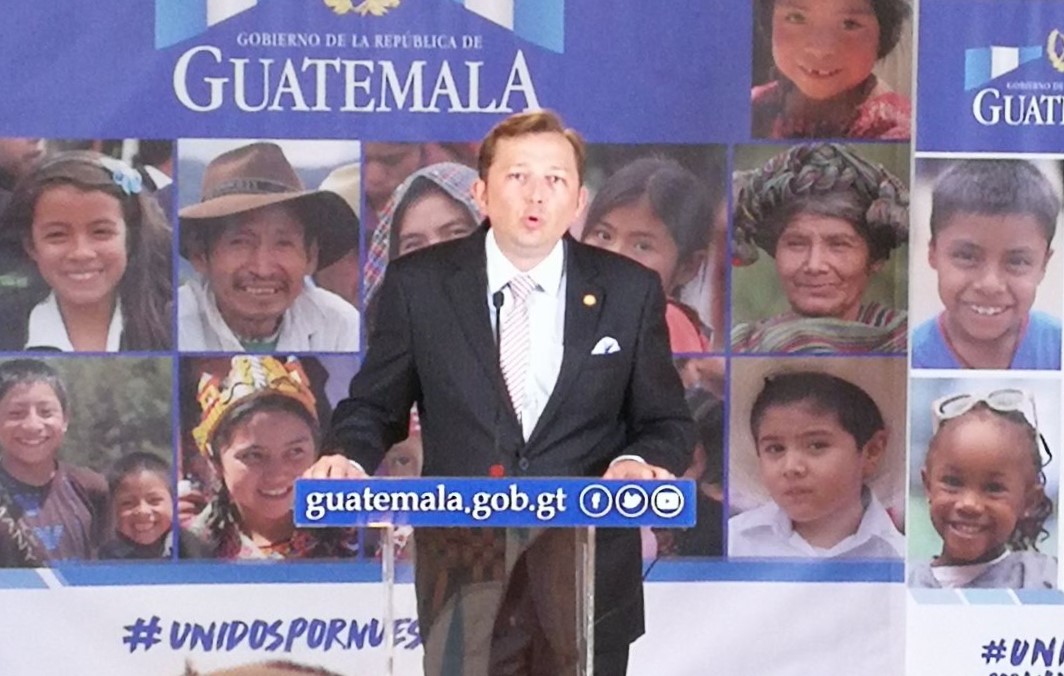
[728,489,904,559]
[483,232,644,468]
[178,273,360,352]
[485,229,566,441]
[26,292,124,351]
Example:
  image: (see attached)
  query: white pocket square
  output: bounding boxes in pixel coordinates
[591,336,621,355]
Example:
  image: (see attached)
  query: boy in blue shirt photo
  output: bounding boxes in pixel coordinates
[912,159,1061,370]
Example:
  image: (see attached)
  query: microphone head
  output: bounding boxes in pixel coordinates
[492,290,505,309]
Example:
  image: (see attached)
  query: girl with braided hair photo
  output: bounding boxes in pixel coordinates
[731,142,909,354]
[909,381,1057,589]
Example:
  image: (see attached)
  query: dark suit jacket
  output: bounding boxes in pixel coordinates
[326,225,694,648]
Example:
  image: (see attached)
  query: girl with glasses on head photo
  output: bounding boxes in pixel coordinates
[910,389,1056,589]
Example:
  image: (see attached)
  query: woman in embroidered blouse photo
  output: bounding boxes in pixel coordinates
[184,355,358,560]
[730,142,909,355]
[0,150,172,351]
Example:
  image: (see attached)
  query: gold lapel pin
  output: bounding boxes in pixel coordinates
[583,294,597,307]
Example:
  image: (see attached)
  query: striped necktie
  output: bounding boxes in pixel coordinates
[499,274,537,420]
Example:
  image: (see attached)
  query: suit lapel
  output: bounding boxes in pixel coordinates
[526,240,604,449]
[443,228,517,419]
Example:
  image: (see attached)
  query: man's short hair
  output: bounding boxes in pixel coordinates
[477,110,586,183]
[0,358,69,415]
[750,371,885,449]
[930,159,1061,245]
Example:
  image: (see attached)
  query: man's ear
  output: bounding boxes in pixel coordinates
[860,429,888,479]
[472,178,488,215]
[305,240,320,275]
[190,249,209,276]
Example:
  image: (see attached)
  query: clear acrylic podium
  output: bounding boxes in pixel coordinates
[296,477,694,676]
[375,524,595,675]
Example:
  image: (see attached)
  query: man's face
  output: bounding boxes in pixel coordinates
[929,212,1051,348]
[755,401,881,544]
[0,382,67,474]
[192,204,318,339]
[0,138,43,182]
[363,143,423,212]
[473,132,587,270]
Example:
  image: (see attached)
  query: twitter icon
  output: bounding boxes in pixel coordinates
[615,485,649,518]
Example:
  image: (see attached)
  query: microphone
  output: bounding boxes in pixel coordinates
[491,290,506,477]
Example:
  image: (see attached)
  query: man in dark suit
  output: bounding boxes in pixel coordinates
[311,111,693,675]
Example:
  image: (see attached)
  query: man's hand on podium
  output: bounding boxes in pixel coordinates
[602,459,675,481]
[304,453,369,479]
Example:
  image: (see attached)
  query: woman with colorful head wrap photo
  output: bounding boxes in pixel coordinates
[185,355,357,560]
[731,143,909,354]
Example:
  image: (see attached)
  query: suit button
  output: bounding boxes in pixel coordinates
[518,457,530,471]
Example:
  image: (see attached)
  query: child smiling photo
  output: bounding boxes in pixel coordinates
[910,159,1063,370]
[909,379,1058,589]
[0,357,172,566]
[750,0,913,140]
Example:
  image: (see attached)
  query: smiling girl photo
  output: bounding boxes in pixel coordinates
[909,378,1058,589]
[0,150,172,351]
[750,0,913,140]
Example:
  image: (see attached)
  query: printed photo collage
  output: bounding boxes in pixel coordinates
[4,4,1044,585]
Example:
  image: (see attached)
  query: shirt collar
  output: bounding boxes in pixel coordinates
[26,292,124,352]
[485,228,565,297]
[736,487,897,554]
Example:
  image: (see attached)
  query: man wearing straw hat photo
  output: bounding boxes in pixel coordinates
[178,141,361,352]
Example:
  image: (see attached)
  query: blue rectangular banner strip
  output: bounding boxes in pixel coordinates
[294,478,697,528]
[0,560,898,589]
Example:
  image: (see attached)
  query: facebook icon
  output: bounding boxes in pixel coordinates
[579,484,613,518]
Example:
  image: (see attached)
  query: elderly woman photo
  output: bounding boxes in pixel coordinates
[731,143,909,354]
